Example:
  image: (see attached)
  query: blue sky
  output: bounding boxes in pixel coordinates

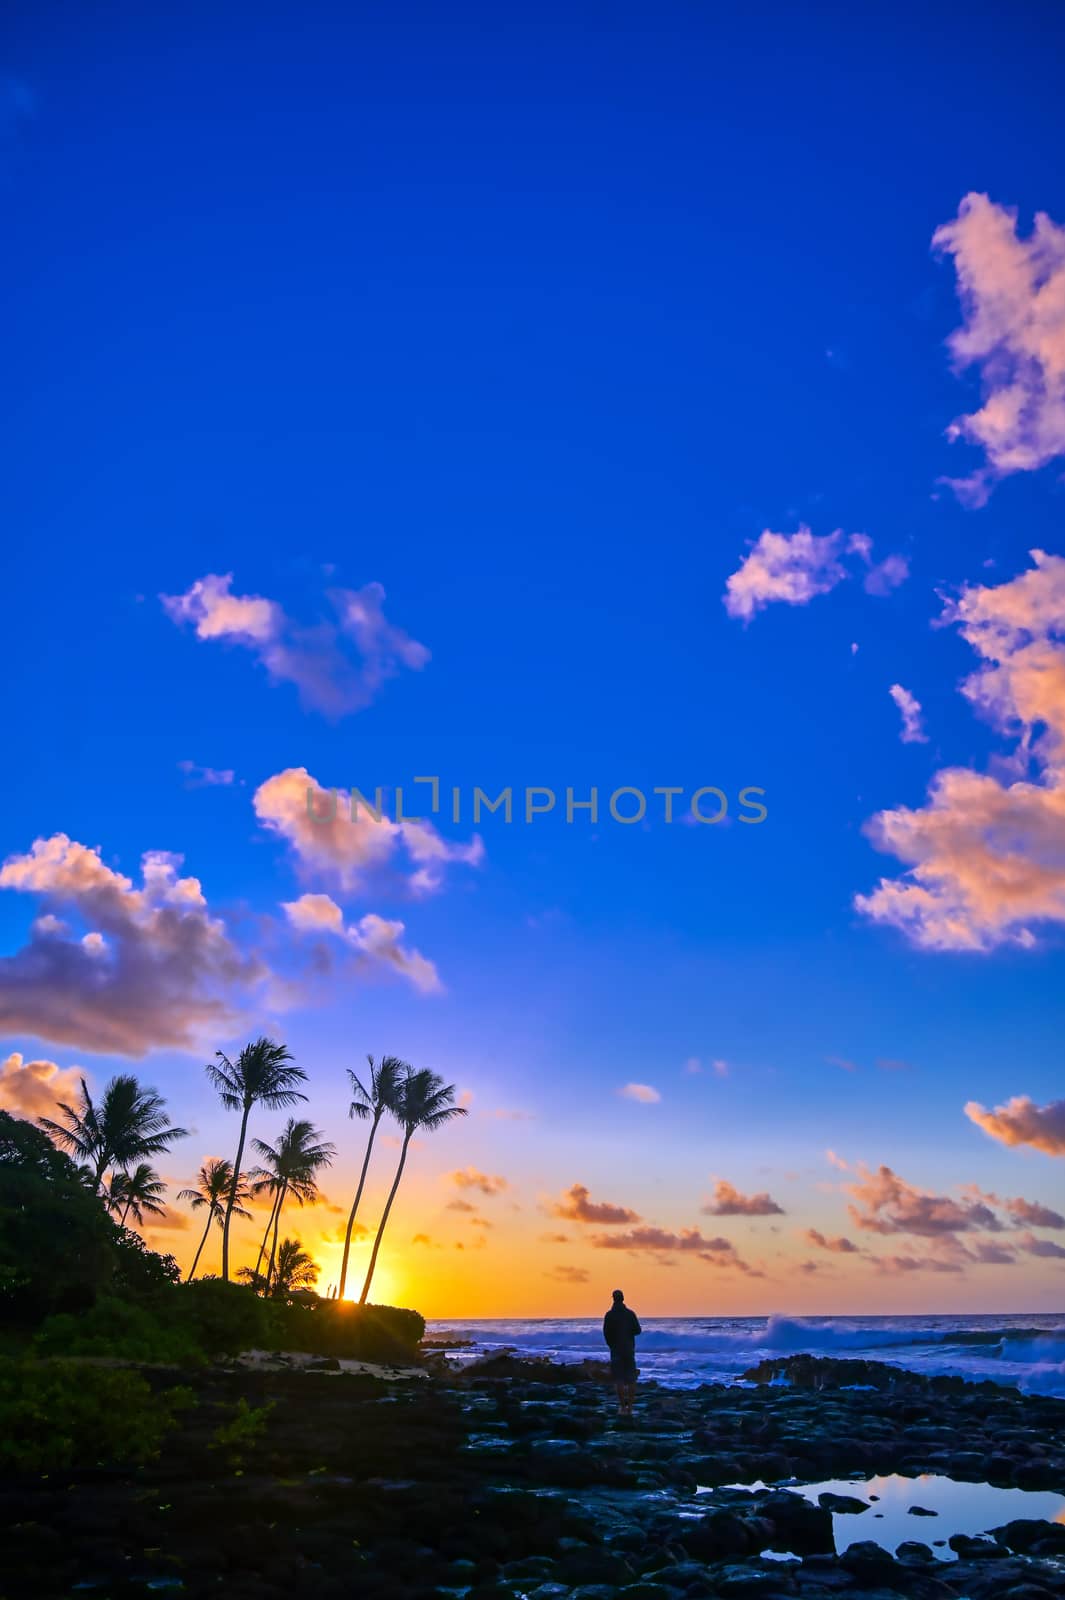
[2,3,1064,1314]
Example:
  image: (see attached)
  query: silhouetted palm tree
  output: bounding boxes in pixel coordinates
[205,1039,307,1281]
[178,1158,253,1281]
[106,1162,168,1228]
[337,1055,408,1300]
[271,1237,319,1299]
[359,1068,467,1305]
[250,1118,334,1289]
[40,1075,188,1193]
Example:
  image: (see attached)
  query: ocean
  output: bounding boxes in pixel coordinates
[426,1313,1065,1396]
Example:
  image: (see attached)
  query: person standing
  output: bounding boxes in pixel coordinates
[602,1287,641,1415]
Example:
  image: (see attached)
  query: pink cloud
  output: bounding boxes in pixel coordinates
[1020,1233,1065,1260]
[965,1095,1065,1156]
[162,573,429,718]
[803,1228,860,1254]
[933,193,1065,502]
[724,527,848,620]
[0,834,267,1055]
[724,527,908,621]
[450,1167,508,1196]
[1004,1194,1065,1228]
[856,552,1065,951]
[282,892,442,994]
[703,1179,784,1216]
[0,1052,87,1119]
[590,1225,757,1273]
[619,1082,661,1103]
[255,767,483,895]
[552,1183,641,1225]
[889,684,928,745]
[846,1163,1003,1238]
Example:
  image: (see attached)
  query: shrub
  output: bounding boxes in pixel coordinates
[0,1112,116,1324]
[175,1277,281,1355]
[34,1295,202,1365]
[0,1360,193,1473]
[111,1228,182,1300]
[272,1300,426,1362]
[209,1397,274,1468]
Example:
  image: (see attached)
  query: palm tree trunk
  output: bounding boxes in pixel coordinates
[187,1209,214,1281]
[222,1104,251,1283]
[255,1191,281,1278]
[120,1199,132,1227]
[358,1133,410,1306]
[266,1184,286,1291]
[338,1111,382,1300]
[93,1151,110,1194]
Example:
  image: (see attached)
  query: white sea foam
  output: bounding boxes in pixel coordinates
[427,1312,1065,1395]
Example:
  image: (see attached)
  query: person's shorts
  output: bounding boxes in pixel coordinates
[609,1351,637,1383]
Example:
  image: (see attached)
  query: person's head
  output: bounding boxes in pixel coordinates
[612,1288,624,1304]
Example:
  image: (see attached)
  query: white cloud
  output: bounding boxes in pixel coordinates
[934,193,1065,504]
[178,760,235,788]
[619,1082,661,1103]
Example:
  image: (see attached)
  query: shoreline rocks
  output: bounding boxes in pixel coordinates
[2,1353,1063,1599]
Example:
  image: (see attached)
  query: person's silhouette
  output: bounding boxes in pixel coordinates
[602,1288,641,1415]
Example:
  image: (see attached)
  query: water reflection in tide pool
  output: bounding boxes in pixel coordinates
[701,1472,1065,1561]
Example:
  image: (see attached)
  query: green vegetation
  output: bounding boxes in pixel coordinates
[1,1037,448,1401]
[205,1037,308,1282]
[246,1118,334,1287]
[0,1361,193,1472]
[209,1397,275,1468]
[357,1066,467,1304]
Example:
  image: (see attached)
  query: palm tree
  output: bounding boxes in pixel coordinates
[106,1162,167,1228]
[271,1237,319,1299]
[178,1158,253,1281]
[40,1075,188,1193]
[358,1068,467,1305]
[205,1039,307,1281]
[337,1055,408,1300]
[249,1119,335,1290]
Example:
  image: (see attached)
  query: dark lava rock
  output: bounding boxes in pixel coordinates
[712,1567,798,1596]
[840,1538,898,1572]
[681,1510,757,1560]
[758,1490,834,1555]
[818,1491,870,1513]
[463,1353,611,1384]
[991,1518,1065,1556]
[948,1533,1011,1557]
[907,1504,938,1516]
[896,1541,935,1563]
[555,1548,636,1587]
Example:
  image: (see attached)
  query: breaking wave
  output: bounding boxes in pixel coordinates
[428,1312,1065,1396]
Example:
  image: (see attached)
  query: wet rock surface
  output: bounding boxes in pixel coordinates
[2,1354,1064,1598]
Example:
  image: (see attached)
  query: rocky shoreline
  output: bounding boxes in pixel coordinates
[4,1354,1065,1599]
